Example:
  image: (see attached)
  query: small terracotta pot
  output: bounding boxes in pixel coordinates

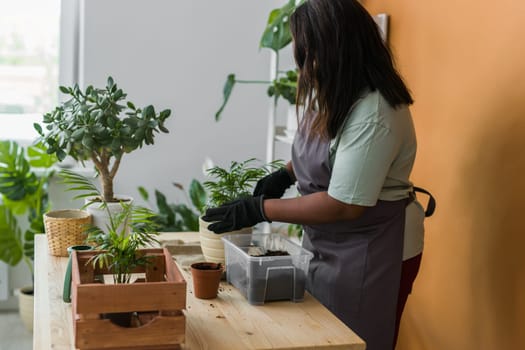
[190,262,223,299]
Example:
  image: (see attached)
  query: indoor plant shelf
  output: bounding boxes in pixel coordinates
[71,247,186,350]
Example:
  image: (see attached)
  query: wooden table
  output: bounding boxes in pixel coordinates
[34,233,365,350]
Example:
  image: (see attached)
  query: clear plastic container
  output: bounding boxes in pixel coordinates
[221,233,313,305]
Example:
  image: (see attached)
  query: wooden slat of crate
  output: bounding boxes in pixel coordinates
[75,281,186,314]
[75,315,185,350]
[75,249,168,277]
[71,247,186,349]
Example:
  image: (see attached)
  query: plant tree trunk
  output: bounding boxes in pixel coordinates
[92,151,119,202]
[101,174,114,202]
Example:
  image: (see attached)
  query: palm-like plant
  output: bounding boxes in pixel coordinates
[59,169,159,284]
[85,204,159,284]
[203,158,283,208]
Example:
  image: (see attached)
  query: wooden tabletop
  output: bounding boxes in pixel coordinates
[34,233,365,350]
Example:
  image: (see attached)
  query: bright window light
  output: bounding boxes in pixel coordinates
[0,0,61,141]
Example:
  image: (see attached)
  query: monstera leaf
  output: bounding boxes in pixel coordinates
[0,205,23,266]
[260,0,299,52]
[0,141,39,201]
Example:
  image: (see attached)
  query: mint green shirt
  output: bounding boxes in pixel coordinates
[327,90,416,206]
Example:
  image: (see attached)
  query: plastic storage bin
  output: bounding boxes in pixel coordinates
[222,233,314,305]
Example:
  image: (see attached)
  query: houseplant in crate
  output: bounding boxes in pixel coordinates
[0,140,57,331]
[61,171,186,349]
[199,158,281,264]
[34,76,172,232]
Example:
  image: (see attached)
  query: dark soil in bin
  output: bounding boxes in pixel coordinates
[249,250,289,257]
[228,257,307,305]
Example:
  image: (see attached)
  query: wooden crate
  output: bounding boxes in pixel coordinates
[71,248,186,350]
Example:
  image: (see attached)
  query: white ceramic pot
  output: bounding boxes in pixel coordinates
[84,195,133,234]
[16,286,34,332]
[285,105,298,137]
[199,217,251,265]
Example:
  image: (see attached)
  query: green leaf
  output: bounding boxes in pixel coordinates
[0,141,39,201]
[59,86,69,94]
[155,190,175,226]
[27,143,58,168]
[71,128,85,141]
[127,101,136,110]
[143,105,154,119]
[172,204,199,231]
[260,0,296,52]
[0,196,30,215]
[137,186,149,201]
[82,135,94,150]
[58,169,101,201]
[0,205,23,266]
[215,74,236,121]
[23,229,36,261]
[33,123,43,135]
[189,179,207,214]
[56,149,67,162]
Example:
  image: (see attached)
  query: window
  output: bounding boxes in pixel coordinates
[0,0,61,141]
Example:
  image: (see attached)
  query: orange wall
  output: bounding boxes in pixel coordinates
[363,1,525,349]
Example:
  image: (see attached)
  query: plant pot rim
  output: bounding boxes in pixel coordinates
[191,262,223,271]
[85,194,133,203]
[44,209,91,219]
[15,286,34,296]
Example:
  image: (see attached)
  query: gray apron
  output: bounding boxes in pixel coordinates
[291,116,406,350]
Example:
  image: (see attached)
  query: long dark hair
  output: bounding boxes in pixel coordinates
[290,0,413,139]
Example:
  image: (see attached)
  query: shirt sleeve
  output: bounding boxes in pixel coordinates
[328,121,399,206]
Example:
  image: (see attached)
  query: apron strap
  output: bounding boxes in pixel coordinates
[413,186,436,217]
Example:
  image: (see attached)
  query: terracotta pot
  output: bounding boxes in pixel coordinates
[190,262,223,299]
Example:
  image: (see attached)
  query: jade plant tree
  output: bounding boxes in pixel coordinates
[215,0,302,121]
[34,76,172,203]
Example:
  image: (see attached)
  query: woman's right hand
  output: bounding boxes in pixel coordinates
[253,167,295,199]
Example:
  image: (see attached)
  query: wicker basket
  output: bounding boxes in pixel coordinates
[44,209,92,257]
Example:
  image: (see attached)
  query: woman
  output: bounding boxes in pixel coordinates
[203,1,424,349]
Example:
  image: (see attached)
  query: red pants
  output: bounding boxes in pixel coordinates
[393,253,422,349]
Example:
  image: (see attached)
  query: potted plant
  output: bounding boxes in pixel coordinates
[61,171,186,349]
[0,140,57,331]
[137,179,207,232]
[34,76,172,231]
[199,158,282,264]
[215,0,302,124]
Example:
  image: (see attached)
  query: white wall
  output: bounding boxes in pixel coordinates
[77,0,286,206]
[1,1,293,309]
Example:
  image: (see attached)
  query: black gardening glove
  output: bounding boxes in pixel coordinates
[253,168,295,199]
[202,195,269,234]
